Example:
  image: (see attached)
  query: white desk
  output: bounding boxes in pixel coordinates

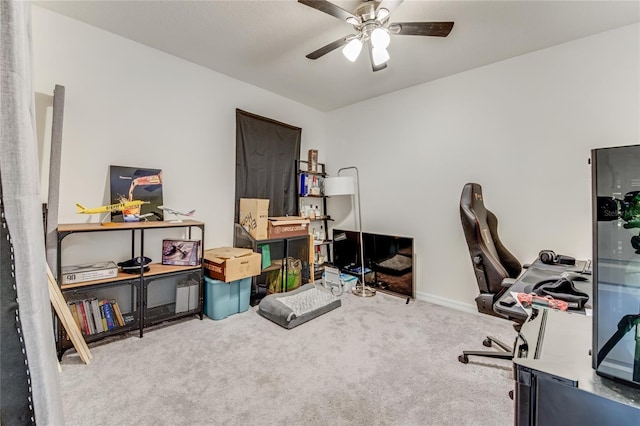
[513,308,640,425]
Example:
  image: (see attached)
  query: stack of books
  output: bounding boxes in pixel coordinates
[67,298,127,336]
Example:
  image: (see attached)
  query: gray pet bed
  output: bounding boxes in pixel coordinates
[258,283,341,329]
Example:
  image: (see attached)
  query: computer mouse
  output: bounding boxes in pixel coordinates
[561,271,589,281]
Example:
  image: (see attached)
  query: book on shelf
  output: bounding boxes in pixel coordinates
[98,300,108,331]
[111,300,125,327]
[84,299,96,335]
[61,261,118,285]
[299,173,307,196]
[76,300,90,335]
[67,297,127,335]
[101,300,116,330]
[89,298,101,333]
[67,301,82,332]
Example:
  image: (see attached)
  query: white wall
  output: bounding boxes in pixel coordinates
[32,6,326,264]
[33,5,639,310]
[325,24,640,311]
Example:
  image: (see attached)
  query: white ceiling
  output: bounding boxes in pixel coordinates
[33,0,640,112]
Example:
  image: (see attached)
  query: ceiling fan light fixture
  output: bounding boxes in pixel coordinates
[299,0,455,72]
[342,38,363,62]
[371,46,390,66]
[371,27,390,49]
[376,8,390,21]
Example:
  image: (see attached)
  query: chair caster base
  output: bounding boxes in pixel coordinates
[458,354,469,364]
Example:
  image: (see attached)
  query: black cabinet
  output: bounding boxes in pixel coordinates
[514,308,640,426]
[233,224,311,305]
[55,220,205,356]
[144,270,201,326]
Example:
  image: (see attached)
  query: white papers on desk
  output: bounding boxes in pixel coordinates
[511,291,530,314]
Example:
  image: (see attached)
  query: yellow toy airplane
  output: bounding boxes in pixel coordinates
[75,200,147,215]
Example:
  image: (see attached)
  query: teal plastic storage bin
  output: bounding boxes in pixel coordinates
[204,277,251,320]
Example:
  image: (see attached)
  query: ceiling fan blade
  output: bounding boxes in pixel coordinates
[298,0,359,23]
[376,0,404,15]
[367,40,387,72]
[306,35,352,60]
[388,22,454,37]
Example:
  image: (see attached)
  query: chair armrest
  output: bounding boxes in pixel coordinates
[501,278,517,288]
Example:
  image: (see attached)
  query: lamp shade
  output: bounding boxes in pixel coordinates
[372,47,390,66]
[371,28,390,49]
[342,38,363,62]
[324,176,356,196]
[376,8,390,21]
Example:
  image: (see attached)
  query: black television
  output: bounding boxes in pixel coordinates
[332,229,415,299]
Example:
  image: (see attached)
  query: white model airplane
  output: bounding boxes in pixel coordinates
[158,206,195,223]
[131,212,154,222]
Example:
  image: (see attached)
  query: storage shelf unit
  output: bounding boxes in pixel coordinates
[233,224,311,305]
[59,263,200,289]
[296,159,332,280]
[55,220,205,357]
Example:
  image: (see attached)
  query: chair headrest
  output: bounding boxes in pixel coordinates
[461,182,486,218]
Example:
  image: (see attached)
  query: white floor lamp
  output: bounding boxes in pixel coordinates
[324,166,376,297]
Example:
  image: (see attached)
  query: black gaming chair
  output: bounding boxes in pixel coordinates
[458,183,523,364]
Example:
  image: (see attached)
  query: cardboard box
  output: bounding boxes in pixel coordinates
[268,216,310,238]
[203,247,261,282]
[239,198,269,240]
[308,149,318,172]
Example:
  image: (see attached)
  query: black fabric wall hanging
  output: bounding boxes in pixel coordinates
[235,109,301,221]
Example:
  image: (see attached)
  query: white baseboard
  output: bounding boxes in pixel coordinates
[415,291,478,315]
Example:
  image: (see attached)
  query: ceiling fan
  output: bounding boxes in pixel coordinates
[299,0,454,72]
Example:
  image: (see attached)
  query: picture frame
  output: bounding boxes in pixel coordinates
[110,165,163,222]
[161,239,201,266]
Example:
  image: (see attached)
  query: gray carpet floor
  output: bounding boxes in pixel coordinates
[59,289,516,425]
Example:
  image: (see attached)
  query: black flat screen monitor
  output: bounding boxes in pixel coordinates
[592,145,640,388]
[332,229,414,298]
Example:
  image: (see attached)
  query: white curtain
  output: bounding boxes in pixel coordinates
[1,2,64,424]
